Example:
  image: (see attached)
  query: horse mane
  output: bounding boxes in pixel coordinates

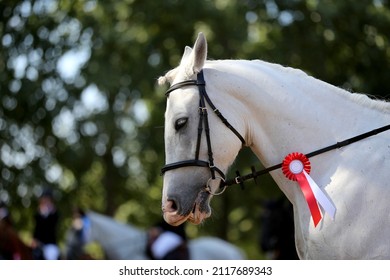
[264,60,390,113]
[348,92,390,112]
[273,64,390,112]
[159,58,390,113]
[212,59,390,114]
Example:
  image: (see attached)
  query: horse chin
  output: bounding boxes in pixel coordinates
[163,206,211,226]
[163,213,190,226]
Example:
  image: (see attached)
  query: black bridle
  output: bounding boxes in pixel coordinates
[161,70,246,191]
[161,69,390,193]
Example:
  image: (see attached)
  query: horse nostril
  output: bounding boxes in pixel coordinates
[166,199,178,213]
[170,199,178,211]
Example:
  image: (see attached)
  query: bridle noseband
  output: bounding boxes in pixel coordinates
[161,70,246,194]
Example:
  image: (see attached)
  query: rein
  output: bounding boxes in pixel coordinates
[161,70,390,194]
[224,123,390,189]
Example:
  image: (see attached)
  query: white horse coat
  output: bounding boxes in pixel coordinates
[160,33,390,259]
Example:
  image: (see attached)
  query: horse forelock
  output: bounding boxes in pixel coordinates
[158,65,200,88]
[158,68,177,86]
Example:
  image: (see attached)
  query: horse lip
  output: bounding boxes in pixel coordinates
[163,213,189,226]
[188,205,211,225]
[163,203,200,226]
[188,191,211,224]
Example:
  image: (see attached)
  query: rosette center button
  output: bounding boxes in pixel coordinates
[289,160,304,174]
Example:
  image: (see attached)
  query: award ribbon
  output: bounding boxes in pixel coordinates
[282,152,336,227]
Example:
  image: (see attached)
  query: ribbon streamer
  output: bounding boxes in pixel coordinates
[282,152,336,227]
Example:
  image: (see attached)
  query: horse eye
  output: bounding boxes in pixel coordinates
[175,117,188,131]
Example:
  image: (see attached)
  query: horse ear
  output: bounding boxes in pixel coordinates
[158,33,207,85]
[185,32,207,76]
[180,46,193,65]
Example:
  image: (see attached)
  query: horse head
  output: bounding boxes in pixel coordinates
[159,33,245,226]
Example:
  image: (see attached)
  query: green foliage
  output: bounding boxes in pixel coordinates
[1,0,389,259]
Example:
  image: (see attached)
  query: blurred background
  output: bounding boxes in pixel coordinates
[1,0,389,259]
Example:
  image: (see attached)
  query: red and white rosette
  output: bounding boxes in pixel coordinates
[282,152,336,227]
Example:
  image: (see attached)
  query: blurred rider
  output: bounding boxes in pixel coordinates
[31,189,60,260]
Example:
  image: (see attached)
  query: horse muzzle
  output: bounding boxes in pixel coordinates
[162,188,212,226]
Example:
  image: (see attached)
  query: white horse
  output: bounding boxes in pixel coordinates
[159,32,390,259]
[64,211,245,260]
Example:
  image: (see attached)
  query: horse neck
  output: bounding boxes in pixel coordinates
[208,60,390,167]
[206,60,390,203]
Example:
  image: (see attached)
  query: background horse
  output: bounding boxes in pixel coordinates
[64,211,245,260]
[159,33,390,259]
